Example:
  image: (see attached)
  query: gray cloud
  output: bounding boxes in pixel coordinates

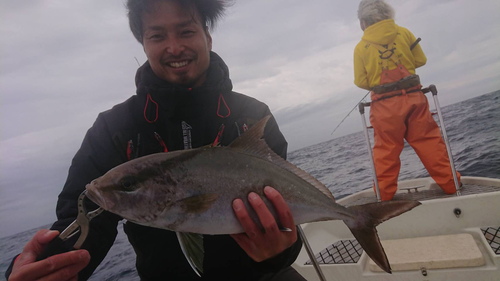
[1,0,499,237]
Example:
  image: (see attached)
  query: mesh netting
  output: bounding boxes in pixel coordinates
[305,239,363,265]
[481,226,500,255]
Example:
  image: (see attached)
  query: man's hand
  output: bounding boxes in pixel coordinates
[9,229,90,281]
[231,186,297,262]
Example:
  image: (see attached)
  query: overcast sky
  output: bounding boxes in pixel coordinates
[1,0,499,238]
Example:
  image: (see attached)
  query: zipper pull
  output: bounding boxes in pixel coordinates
[212,124,225,147]
[154,132,168,152]
[127,140,135,161]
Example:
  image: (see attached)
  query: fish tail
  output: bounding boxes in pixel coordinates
[343,200,421,273]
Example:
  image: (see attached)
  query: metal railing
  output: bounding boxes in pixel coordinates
[299,84,461,281]
[358,84,461,200]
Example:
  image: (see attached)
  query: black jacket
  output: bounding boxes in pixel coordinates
[10,52,301,281]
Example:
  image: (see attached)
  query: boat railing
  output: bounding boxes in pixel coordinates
[358,85,462,201]
[299,85,463,281]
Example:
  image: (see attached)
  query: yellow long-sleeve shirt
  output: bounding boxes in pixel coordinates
[353,19,427,90]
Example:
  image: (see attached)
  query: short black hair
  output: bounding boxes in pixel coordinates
[126,0,231,44]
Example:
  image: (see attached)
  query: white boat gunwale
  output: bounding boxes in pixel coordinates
[293,176,500,281]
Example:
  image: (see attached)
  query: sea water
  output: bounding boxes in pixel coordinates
[1,91,499,280]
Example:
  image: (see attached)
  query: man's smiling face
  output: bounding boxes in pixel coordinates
[142,0,212,88]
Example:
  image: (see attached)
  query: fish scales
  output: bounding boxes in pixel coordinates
[147,147,355,234]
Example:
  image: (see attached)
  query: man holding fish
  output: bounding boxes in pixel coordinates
[8,1,423,280]
[6,0,305,280]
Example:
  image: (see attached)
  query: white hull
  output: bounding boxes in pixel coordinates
[293,176,500,281]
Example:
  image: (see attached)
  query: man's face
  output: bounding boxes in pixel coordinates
[142,0,212,88]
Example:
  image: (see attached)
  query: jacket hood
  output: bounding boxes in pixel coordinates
[134,51,233,122]
[134,51,233,97]
[362,19,399,45]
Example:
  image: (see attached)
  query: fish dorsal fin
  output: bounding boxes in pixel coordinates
[177,232,204,277]
[229,116,335,201]
[228,115,271,150]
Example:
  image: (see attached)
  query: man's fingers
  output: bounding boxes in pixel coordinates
[17,250,90,281]
[18,230,60,265]
[37,252,90,281]
[264,186,297,246]
[232,199,261,239]
[232,188,298,263]
[37,230,61,245]
[26,230,59,254]
[264,186,296,229]
[248,192,280,235]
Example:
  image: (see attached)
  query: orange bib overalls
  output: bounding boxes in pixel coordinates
[368,42,460,201]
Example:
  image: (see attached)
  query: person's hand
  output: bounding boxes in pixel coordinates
[230,186,297,262]
[9,229,90,281]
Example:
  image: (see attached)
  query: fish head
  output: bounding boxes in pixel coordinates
[86,154,178,223]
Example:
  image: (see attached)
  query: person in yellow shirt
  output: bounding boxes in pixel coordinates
[353,0,460,201]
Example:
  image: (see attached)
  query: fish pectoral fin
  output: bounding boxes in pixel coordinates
[177,194,219,214]
[177,232,204,277]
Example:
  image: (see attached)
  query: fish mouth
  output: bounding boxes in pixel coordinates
[85,183,108,210]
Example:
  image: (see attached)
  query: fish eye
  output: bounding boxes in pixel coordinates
[120,177,137,191]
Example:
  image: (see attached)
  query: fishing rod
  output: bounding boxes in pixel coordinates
[410,37,421,51]
[330,90,370,135]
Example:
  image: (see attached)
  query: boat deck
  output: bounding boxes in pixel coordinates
[296,177,500,280]
[345,183,500,207]
[304,180,500,267]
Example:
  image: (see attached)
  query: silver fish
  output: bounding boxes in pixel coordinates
[86,116,420,275]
